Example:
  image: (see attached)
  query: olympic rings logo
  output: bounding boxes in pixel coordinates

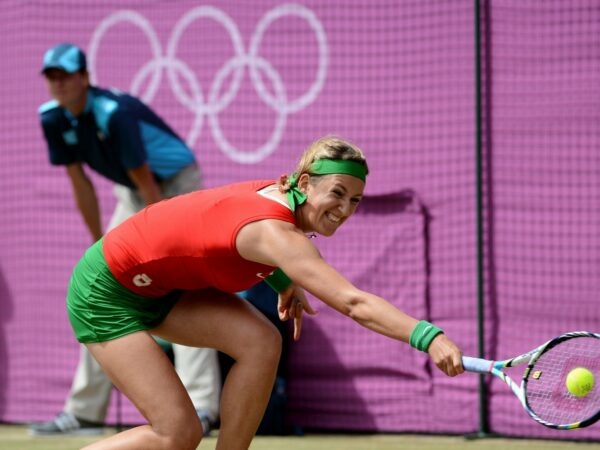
[88,4,328,164]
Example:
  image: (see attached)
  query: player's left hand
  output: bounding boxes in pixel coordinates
[278,285,317,341]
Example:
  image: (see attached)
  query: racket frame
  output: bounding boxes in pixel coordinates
[462,331,600,430]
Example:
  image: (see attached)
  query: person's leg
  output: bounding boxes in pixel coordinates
[63,185,137,422]
[82,332,202,450]
[107,185,142,230]
[153,289,282,450]
[173,345,221,425]
[28,188,136,437]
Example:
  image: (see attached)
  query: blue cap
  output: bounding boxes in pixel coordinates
[41,43,87,74]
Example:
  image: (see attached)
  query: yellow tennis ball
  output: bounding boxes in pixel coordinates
[565,367,595,397]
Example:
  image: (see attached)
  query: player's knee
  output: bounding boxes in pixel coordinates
[161,418,203,450]
[249,321,282,364]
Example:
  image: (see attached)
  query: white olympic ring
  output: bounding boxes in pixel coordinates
[88,4,328,164]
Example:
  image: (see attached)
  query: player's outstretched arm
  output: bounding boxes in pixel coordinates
[237,219,464,376]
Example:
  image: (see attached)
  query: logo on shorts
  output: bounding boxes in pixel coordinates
[133,273,153,287]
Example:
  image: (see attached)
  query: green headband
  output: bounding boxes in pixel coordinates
[310,159,367,182]
[285,159,367,211]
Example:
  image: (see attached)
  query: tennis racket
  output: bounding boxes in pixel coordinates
[461,331,600,430]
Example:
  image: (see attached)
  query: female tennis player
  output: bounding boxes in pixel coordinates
[68,136,464,450]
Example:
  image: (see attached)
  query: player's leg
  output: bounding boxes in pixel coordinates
[152,289,282,450]
[82,331,203,450]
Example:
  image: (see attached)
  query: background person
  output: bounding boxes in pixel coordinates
[65,136,464,449]
[30,43,221,436]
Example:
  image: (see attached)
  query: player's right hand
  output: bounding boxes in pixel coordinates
[427,334,464,377]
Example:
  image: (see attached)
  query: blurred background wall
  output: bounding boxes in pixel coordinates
[0,0,599,440]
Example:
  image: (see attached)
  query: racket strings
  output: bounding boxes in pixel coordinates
[525,336,600,426]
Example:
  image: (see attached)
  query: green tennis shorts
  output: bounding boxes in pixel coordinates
[67,239,181,343]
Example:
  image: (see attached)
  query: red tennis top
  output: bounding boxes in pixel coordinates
[102,180,296,297]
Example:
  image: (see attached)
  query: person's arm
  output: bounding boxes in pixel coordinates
[107,108,162,206]
[126,163,162,206]
[236,218,464,376]
[65,163,103,241]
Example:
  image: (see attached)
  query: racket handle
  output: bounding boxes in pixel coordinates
[462,356,493,373]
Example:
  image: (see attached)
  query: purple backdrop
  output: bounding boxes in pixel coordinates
[0,0,599,440]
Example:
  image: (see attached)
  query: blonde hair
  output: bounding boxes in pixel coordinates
[279,136,368,190]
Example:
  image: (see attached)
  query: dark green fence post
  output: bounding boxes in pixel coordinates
[473,0,490,437]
